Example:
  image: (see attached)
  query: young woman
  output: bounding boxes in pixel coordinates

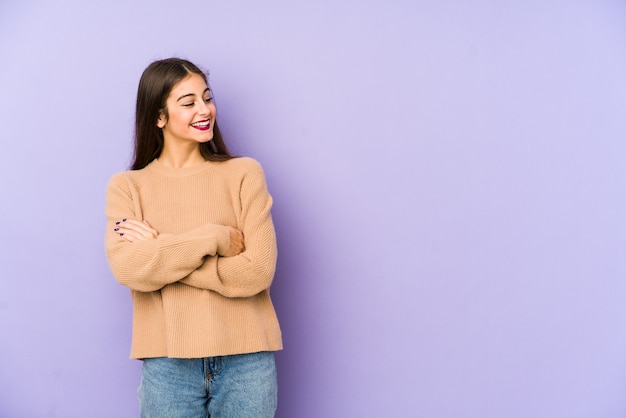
[105,58,282,417]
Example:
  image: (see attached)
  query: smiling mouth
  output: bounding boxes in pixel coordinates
[191,119,211,130]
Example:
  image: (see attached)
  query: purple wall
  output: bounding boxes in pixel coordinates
[1,1,626,416]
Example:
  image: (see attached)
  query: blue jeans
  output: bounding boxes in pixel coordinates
[138,351,277,418]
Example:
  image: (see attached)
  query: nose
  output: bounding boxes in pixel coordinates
[198,100,211,116]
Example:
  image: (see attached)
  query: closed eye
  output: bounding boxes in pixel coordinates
[181,98,212,107]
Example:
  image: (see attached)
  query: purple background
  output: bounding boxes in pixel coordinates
[1,1,626,417]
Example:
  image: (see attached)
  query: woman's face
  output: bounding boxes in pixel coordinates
[157,73,216,147]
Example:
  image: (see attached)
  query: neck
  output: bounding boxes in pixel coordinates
[158,144,205,168]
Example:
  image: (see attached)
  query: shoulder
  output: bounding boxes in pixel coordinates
[225,157,263,170]
[106,169,147,194]
[221,157,266,178]
[220,158,271,196]
[107,163,156,185]
[106,171,130,188]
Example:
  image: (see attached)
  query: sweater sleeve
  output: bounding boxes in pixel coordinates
[104,173,231,292]
[180,160,277,298]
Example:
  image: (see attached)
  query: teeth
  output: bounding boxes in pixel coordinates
[192,120,210,127]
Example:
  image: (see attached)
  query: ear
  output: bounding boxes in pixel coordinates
[157,111,166,128]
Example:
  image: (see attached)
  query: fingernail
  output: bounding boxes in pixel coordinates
[115,221,120,225]
[119,233,124,236]
[114,228,119,232]
[122,218,127,222]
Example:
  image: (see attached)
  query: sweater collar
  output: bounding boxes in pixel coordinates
[147,158,214,177]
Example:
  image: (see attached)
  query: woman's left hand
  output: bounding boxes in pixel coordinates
[114,219,159,242]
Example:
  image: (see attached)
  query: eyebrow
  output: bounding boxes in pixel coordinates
[177,88,211,102]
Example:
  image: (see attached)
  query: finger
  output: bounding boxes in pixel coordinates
[118,228,153,242]
[117,229,154,241]
[141,220,159,238]
[123,219,155,233]
[114,224,156,241]
[115,224,148,237]
[119,232,136,242]
[116,229,137,242]
[117,219,157,238]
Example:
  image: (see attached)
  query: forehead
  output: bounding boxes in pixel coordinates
[169,73,209,97]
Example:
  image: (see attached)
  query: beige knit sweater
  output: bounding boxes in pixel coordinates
[104,157,282,359]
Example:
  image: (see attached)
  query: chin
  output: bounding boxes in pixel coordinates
[197,134,214,143]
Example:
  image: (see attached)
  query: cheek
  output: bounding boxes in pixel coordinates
[168,113,188,128]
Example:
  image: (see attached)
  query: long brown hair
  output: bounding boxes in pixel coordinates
[131,58,233,170]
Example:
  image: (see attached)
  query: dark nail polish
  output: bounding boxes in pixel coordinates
[122,218,127,222]
[114,228,119,231]
[120,233,124,236]
[115,221,120,225]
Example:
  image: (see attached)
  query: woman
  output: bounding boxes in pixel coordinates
[105,58,282,418]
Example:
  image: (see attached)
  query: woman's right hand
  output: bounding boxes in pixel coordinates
[223,226,245,257]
